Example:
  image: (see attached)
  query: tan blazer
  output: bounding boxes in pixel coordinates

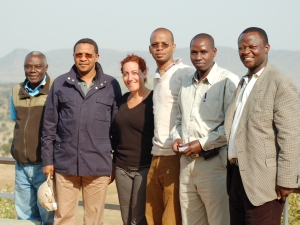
[225,62,300,206]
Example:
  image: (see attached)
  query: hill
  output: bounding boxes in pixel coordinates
[0,47,300,89]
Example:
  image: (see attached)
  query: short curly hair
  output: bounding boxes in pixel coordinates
[120,54,148,82]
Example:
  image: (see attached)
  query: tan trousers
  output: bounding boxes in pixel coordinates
[180,148,229,225]
[54,173,109,225]
[146,155,182,225]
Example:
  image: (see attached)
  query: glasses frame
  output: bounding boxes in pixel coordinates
[74,53,95,59]
[150,42,171,49]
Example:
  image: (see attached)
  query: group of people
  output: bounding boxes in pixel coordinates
[10,26,300,225]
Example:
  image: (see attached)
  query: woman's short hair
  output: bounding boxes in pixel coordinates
[120,54,148,82]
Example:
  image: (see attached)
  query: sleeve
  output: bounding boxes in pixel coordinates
[9,93,17,121]
[170,88,183,141]
[275,77,300,188]
[41,82,59,166]
[198,73,240,150]
[110,79,122,158]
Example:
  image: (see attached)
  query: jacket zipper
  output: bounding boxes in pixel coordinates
[24,98,32,160]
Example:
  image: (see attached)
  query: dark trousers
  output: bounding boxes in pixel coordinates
[228,164,284,225]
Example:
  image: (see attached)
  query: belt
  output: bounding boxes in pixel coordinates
[126,165,150,172]
[229,158,239,166]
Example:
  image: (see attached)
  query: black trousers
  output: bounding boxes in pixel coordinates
[228,164,284,225]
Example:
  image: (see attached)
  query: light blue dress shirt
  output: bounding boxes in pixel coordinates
[10,76,47,120]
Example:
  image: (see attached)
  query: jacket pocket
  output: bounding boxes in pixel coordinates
[265,158,277,167]
[95,96,114,121]
[58,95,76,119]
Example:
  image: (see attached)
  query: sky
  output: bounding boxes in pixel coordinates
[1,0,300,58]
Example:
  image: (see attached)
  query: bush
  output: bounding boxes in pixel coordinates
[0,184,16,219]
[1,143,11,156]
[285,193,300,224]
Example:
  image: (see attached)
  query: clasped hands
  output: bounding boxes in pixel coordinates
[172,138,202,156]
[172,139,294,203]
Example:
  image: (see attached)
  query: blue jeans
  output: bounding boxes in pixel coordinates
[15,161,54,225]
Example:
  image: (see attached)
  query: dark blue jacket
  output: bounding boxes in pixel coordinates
[41,62,121,176]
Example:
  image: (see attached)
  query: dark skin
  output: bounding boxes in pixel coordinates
[172,36,216,156]
[42,44,118,185]
[238,32,270,75]
[24,54,48,89]
[149,29,176,71]
[238,31,293,203]
[190,36,217,82]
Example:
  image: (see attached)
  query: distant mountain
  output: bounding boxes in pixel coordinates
[1,47,299,89]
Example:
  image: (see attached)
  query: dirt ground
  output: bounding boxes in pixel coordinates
[0,163,123,224]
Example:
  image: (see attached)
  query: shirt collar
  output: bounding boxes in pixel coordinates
[25,75,47,92]
[76,74,97,83]
[192,62,218,85]
[243,67,265,80]
[155,58,182,78]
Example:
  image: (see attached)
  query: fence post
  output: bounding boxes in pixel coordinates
[282,196,289,225]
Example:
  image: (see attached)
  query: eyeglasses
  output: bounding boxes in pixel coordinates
[24,65,43,70]
[74,53,94,59]
[150,42,171,49]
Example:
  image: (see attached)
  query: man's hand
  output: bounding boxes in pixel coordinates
[276,185,294,203]
[108,163,116,185]
[43,165,54,179]
[172,138,183,154]
[184,140,202,156]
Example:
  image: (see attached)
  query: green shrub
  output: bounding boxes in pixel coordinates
[0,184,16,219]
[1,143,11,156]
[286,193,300,224]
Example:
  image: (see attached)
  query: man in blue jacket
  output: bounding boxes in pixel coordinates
[42,38,122,225]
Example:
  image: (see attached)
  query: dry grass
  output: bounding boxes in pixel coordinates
[0,84,123,224]
[0,164,122,224]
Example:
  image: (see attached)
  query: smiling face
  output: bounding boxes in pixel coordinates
[190,37,216,76]
[149,30,176,70]
[238,32,270,74]
[24,54,48,89]
[73,43,99,76]
[122,61,146,92]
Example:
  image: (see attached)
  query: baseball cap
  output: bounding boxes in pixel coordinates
[38,174,57,211]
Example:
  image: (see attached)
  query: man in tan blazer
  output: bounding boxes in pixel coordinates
[225,27,300,225]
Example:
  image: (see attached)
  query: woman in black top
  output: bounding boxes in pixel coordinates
[113,54,154,225]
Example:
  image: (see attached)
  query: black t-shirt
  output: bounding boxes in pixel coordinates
[114,91,154,169]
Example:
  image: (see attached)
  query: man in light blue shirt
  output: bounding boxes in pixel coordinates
[10,51,54,224]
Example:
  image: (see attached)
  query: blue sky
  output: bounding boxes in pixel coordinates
[1,0,299,58]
